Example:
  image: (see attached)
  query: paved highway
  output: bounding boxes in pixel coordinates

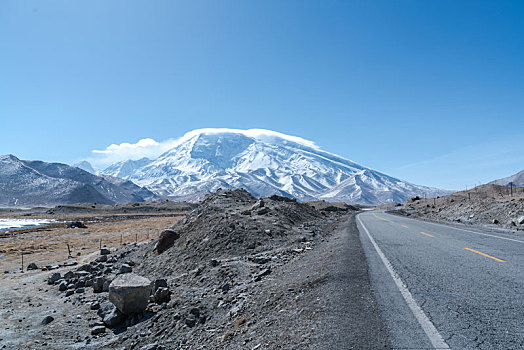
[357,211,524,349]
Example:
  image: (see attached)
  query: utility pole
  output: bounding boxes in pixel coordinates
[510,182,513,197]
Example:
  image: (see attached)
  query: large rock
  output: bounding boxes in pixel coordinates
[155,229,180,254]
[109,273,151,315]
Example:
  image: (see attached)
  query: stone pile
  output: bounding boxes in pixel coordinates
[47,247,171,336]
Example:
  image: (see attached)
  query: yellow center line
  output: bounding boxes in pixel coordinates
[464,248,506,262]
[420,231,434,237]
[400,225,409,228]
[372,212,394,223]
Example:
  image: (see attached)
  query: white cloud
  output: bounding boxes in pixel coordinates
[87,128,320,169]
[88,138,179,168]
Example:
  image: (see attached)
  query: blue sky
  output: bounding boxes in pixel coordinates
[1,0,523,190]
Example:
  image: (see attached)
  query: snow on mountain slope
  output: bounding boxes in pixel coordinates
[102,129,448,205]
[101,157,151,178]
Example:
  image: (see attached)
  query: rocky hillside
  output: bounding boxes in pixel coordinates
[398,184,524,230]
[489,169,524,187]
[19,189,356,349]
[0,154,159,207]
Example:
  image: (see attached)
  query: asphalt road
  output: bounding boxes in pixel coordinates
[357,211,524,350]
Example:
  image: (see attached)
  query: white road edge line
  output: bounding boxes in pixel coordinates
[357,214,450,350]
[383,212,524,244]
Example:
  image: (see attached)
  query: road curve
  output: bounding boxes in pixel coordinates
[357,211,524,350]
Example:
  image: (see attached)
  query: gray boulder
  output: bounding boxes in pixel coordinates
[517,215,524,225]
[109,273,151,315]
[27,263,38,270]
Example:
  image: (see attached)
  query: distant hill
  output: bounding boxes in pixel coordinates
[0,154,159,207]
[489,169,524,187]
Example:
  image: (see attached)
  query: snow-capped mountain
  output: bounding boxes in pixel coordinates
[101,157,151,178]
[101,129,448,205]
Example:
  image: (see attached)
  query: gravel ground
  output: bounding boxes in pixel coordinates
[1,189,388,349]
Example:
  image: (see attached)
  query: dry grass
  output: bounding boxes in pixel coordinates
[0,215,183,273]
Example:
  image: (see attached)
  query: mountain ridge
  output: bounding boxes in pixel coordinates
[0,154,159,207]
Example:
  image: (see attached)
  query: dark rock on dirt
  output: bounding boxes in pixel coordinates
[47,272,61,285]
[41,315,54,325]
[155,229,180,254]
[67,221,87,229]
[103,308,125,328]
[27,262,38,270]
[152,287,170,304]
[91,325,106,335]
[254,268,271,281]
[256,207,269,215]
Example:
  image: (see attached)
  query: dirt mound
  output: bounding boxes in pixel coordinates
[6,189,354,349]
[99,189,351,349]
[131,188,326,278]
